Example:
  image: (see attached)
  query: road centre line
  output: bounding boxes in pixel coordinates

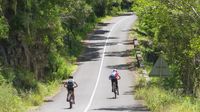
[83,16,131,112]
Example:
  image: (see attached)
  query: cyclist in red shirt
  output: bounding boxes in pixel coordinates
[109,69,121,95]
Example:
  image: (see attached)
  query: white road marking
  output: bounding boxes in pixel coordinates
[83,16,131,112]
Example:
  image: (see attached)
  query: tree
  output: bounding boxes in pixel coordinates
[132,0,200,95]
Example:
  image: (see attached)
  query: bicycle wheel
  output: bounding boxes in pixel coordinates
[69,101,72,109]
[113,82,117,99]
[68,91,73,109]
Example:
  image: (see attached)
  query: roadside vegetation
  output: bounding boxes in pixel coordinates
[131,0,200,112]
[0,0,133,111]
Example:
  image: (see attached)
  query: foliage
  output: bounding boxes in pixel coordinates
[0,74,5,84]
[2,80,60,109]
[0,16,8,39]
[0,0,132,87]
[22,81,60,107]
[132,1,200,111]
[132,0,200,95]
[48,52,76,80]
[0,0,130,111]
[0,84,25,112]
[135,85,200,112]
[0,67,37,90]
[87,0,132,17]
[189,36,200,57]
[121,0,133,10]
[134,74,148,88]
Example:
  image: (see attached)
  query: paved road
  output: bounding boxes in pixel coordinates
[33,14,149,112]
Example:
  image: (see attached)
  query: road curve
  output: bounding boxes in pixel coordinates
[32,14,149,112]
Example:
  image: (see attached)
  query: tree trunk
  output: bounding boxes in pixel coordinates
[0,45,8,65]
[22,43,31,69]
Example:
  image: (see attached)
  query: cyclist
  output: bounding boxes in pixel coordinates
[109,69,121,95]
[64,76,78,104]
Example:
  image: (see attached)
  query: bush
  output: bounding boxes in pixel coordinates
[135,86,177,111]
[0,68,37,91]
[0,74,5,84]
[167,97,200,112]
[109,7,121,15]
[13,69,37,91]
[23,81,60,107]
[46,80,60,95]
[135,75,147,89]
[24,91,43,106]
[135,86,200,112]
[48,52,76,80]
[0,84,25,112]
[1,68,16,82]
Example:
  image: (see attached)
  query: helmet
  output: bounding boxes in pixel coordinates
[113,69,117,72]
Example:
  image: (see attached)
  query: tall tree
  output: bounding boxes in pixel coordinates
[133,0,200,95]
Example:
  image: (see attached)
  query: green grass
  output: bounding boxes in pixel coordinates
[0,80,61,112]
[96,16,112,23]
[23,80,60,107]
[0,84,26,112]
[135,84,200,112]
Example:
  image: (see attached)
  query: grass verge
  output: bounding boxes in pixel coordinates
[135,84,200,112]
[0,84,25,112]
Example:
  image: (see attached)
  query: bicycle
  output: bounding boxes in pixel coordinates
[64,77,78,109]
[112,82,118,99]
[67,90,74,109]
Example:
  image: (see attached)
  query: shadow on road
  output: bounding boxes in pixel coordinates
[77,23,111,63]
[88,35,107,40]
[63,107,72,110]
[78,24,120,62]
[78,40,119,62]
[94,30,109,35]
[122,40,133,45]
[93,105,150,111]
[87,36,119,41]
[123,90,135,95]
[87,41,118,47]
[97,22,111,27]
[108,37,119,39]
[107,97,116,99]
[107,62,135,71]
[105,49,133,57]
[114,12,135,17]
[77,47,101,62]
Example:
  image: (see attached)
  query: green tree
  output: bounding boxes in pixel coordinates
[132,0,200,95]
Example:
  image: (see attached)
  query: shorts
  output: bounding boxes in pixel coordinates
[67,87,74,92]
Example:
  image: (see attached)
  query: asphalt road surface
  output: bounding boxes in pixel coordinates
[33,13,149,112]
